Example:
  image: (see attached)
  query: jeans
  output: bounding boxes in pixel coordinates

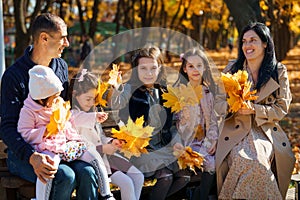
[7,150,99,200]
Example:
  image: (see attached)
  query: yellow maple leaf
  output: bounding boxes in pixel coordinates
[111,116,154,159]
[95,79,109,107]
[162,84,202,113]
[174,146,204,174]
[194,125,205,141]
[46,99,71,137]
[221,70,258,113]
[108,64,122,86]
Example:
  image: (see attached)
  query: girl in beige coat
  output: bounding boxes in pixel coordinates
[215,22,295,199]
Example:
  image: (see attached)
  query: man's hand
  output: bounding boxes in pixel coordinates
[29,152,58,184]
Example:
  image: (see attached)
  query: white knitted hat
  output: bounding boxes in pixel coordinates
[29,65,64,100]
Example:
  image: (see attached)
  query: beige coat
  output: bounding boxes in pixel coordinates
[215,63,295,198]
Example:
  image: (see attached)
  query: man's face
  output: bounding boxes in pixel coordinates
[46,25,69,58]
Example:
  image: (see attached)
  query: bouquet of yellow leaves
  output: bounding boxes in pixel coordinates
[46,98,71,137]
[108,64,122,86]
[95,78,109,107]
[173,146,204,174]
[111,116,154,159]
[162,84,202,113]
[221,70,258,113]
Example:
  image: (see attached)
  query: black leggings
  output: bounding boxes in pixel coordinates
[148,168,191,200]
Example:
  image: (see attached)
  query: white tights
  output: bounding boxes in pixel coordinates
[110,166,144,200]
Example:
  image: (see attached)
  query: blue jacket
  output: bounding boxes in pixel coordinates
[0,46,69,162]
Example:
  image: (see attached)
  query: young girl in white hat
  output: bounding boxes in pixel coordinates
[18,65,115,200]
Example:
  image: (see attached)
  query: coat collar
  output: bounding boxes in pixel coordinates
[255,77,279,103]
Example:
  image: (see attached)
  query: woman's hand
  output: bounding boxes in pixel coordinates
[238,101,255,115]
[29,152,58,184]
[96,112,108,123]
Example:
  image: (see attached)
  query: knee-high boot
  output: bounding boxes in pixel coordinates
[192,172,216,200]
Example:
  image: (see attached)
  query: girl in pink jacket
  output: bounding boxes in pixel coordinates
[18,65,115,200]
[173,48,219,200]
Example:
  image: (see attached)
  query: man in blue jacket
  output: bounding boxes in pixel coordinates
[0,13,99,199]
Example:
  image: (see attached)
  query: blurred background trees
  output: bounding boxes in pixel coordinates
[2,0,300,64]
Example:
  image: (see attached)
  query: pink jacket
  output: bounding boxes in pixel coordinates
[18,95,90,153]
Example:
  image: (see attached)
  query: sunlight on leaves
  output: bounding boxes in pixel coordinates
[174,146,204,174]
[221,70,258,113]
[162,84,202,113]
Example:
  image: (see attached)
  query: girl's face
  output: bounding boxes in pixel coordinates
[75,88,97,112]
[242,30,266,62]
[184,55,204,84]
[137,57,160,87]
[44,92,61,108]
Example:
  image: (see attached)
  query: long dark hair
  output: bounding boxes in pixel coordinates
[230,22,278,91]
[174,48,216,94]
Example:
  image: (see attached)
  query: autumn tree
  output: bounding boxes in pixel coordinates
[260,0,300,60]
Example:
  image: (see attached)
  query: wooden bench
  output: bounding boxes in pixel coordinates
[0,140,35,200]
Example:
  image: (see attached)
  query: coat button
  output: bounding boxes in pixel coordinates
[224,136,229,141]
[235,125,239,129]
[273,127,277,131]
[268,97,272,102]
[282,142,286,146]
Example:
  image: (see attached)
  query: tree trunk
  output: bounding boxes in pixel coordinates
[273,22,290,61]
[223,0,263,33]
[76,0,86,35]
[190,14,200,43]
[89,0,100,39]
[13,0,30,60]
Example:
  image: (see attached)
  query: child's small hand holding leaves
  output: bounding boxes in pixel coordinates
[112,139,124,149]
[96,112,108,123]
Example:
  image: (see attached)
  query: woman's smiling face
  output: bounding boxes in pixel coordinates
[242,30,266,61]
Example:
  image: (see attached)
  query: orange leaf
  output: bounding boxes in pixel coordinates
[111,116,153,159]
[221,70,258,112]
[162,84,202,113]
[174,146,204,174]
[95,79,109,107]
[108,64,122,86]
[46,99,71,137]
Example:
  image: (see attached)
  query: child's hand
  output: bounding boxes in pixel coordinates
[173,143,185,158]
[207,140,217,155]
[173,143,184,151]
[102,144,117,155]
[96,112,108,123]
[112,139,124,149]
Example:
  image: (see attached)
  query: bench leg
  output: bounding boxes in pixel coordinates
[6,188,18,200]
[295,181,300,200]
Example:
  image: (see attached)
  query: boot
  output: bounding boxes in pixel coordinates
[192,172,216,200]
